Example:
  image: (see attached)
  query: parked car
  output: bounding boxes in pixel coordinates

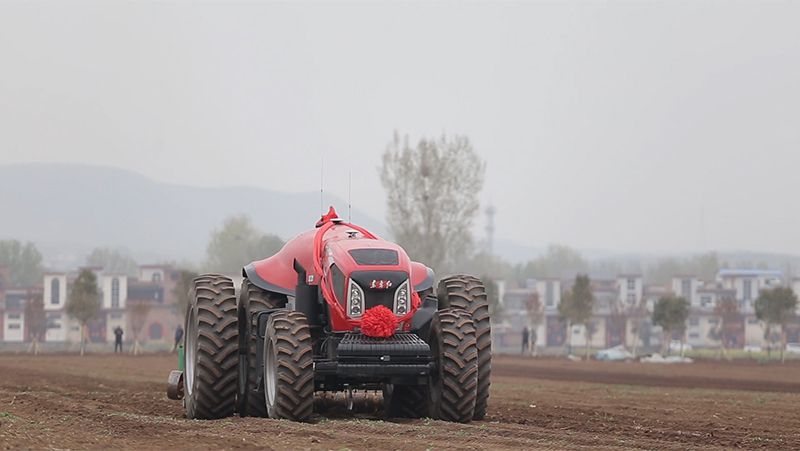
[785,343,800,354]
[595,345,634,362]
[743,344,762,353]
[668,341,693,353]
[640,353,694,364]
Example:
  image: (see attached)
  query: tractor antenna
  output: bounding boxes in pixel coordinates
[320,153,324,216]
[348,170,352,222]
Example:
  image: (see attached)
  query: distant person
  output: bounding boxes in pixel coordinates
[113,326,124,353]
[522,326,530,355]
[530,327,538,356]
[173,325,184,352]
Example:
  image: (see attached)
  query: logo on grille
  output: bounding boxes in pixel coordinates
[369,279,393,290]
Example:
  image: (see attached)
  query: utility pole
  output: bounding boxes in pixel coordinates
[485,204,496,255]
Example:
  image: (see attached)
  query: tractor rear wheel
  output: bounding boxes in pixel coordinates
[428,308,478,423]
[437,275,492,420]
[183,274,238,420]
[384,384,428,418]
[263,311,314,421]
[237,279,287,417]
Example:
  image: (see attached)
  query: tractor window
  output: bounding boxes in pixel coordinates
[348,249,398,266]
[331,264,346,303]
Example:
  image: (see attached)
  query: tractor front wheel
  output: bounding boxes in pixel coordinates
[183,274,239,420]
[263,311,314,421]
[437,274,492,419]
[428,308,478,423]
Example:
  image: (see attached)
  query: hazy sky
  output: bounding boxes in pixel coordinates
[1,1,799,255]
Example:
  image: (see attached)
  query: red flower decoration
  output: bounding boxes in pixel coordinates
[360,305,398,338]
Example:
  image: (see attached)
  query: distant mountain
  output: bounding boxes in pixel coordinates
[3,163,797,275]
[0,163,386,268]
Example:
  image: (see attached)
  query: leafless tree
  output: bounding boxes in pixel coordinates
[25,293,46,355]
[626,299,649,357]
[66,269,101,356]
[380,132,485,273]
[524,291,543,355]
[128,300,151,355]
[711,297,740,360]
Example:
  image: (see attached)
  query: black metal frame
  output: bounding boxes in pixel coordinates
[250,260,440,394]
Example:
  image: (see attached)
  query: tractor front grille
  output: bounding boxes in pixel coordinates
[337,332,431,360]
[349,270,408,315]
[363,289,395,311]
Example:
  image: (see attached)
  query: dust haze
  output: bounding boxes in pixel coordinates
[2,1,799,259]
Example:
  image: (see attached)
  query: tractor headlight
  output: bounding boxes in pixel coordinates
[347,279,364,318]
[394,280,409,316]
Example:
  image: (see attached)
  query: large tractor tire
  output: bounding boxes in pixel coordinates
[237,279,287,417]
[263,310,314,421]
[428,308,478,423]
[437,275,492,420]
[183,274,239,420]
[384,384,428,419]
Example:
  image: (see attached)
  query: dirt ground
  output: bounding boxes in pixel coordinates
[0,354,798,450]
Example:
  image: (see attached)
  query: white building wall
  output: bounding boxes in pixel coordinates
[617,276,643,307]
[696,291,718,310]
[140,267,165,284]
[721,277,761,313]
[66,316,82,342]
[535,279,561,312]
[744,316,768,347]
[569,320,607,348]
[45,311,67,342]
[43,274,68,311]
[100,275,128,310]
[671,277,699,305]
[3,312,24,342]
[686,315,717,347]
[106,311,127,343]
[793,279,800,315]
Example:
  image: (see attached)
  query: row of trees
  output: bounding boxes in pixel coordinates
[515,274,798,362]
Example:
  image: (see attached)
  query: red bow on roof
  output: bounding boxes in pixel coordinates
[315,206,339,228]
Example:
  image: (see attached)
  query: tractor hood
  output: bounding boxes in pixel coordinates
[243,223,434,298]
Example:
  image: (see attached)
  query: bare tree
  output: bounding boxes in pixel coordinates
[755,287,797,363]
[25,292,46,355]
[559,275,594,359]
[627,299,649,357]
[173,269,198,321]
[128,300,151,355]
[206,215,284,275]
[380,132,486,272]
[652,295,689,355]
[712,297,740,360]
[585,320,598,359]
[66,269,101,356]
[524,291,543,355]
[0,240,43,286]
[86,247,138,277]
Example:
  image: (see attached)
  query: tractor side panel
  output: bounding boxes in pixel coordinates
[246,229,318,296]
[410,262,434,292]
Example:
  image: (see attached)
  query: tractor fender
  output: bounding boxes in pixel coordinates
[243,263,295,297]
[243,229,319,297]
[411,262,435,292]
[410,293,438,342]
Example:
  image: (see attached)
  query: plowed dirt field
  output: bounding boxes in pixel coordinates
[1,354,798,449]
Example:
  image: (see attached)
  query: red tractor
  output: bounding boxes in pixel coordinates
[168,208,491,423]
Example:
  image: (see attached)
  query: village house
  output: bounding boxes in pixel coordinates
[1,264,183,349]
